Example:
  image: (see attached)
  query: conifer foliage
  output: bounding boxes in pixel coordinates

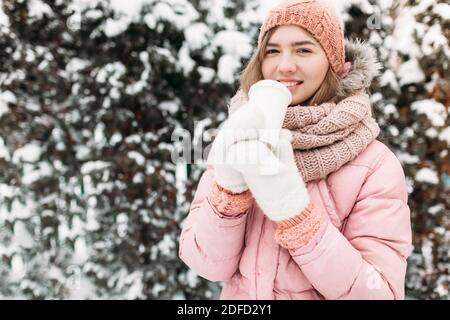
[0,0,448,299]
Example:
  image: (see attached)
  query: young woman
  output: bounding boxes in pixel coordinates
[179,0,413,300]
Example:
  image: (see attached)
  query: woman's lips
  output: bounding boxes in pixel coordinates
[286,82,302,91]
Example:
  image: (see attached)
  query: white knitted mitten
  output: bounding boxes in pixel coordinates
[228,129,310,221]
[211,100,264,193]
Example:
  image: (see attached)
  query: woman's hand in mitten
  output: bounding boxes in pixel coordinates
[228,129,310,221]
[211,101,265,193]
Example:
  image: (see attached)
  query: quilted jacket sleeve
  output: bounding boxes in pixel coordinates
[178,160,252,282]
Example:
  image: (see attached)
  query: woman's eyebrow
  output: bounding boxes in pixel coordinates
[267,41,316,47]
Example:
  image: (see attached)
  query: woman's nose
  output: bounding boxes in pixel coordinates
[278,55,297,73]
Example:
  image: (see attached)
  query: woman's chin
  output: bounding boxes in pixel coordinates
[290,93,314,106]
[290,97,306,106]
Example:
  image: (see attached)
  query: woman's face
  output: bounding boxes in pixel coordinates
[261,25,330,105]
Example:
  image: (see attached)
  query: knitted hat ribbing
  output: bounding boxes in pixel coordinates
[258,0,345,75]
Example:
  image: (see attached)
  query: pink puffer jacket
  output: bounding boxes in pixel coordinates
[179,139,413,300]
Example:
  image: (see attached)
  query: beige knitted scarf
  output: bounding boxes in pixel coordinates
[228,90,380,183]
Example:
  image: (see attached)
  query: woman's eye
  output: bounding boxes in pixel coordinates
[265,49,311,55]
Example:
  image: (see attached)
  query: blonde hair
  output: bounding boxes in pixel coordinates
[239,27,341,106]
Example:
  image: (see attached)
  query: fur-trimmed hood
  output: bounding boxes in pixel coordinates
[336,38,382,100]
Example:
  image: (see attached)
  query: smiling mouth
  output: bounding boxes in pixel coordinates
[278,81,304,88]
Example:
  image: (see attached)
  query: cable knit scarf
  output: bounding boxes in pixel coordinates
[228,90,380,182]
[282,93,380,182]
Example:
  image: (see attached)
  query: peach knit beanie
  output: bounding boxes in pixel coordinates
[258,0,346,76]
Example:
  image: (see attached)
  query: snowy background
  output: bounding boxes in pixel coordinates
[0,0,448,299]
